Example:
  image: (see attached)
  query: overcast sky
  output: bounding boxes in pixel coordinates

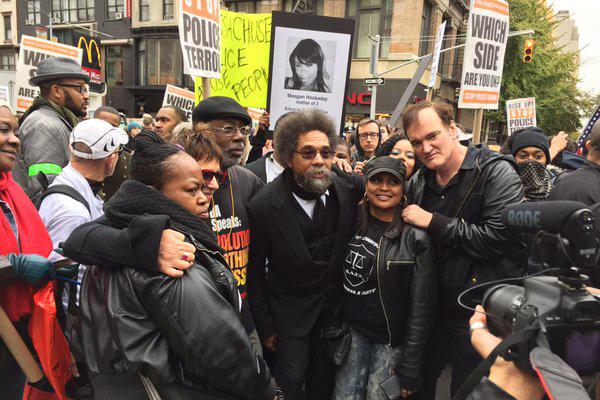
[549,0,599,94]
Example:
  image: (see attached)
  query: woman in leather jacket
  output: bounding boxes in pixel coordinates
[333,156,437,400]
[71,132,276,400]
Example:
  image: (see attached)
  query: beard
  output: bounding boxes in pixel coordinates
[64,91,87,118]
[295,165,333,195]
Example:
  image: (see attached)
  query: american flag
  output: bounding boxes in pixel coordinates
[577,104,600,151]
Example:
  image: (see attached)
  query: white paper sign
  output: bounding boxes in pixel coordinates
[161,84,195,121]
[0,86,9,103]
[178,0,221,79]
[506,97,536,135]
[15,36,83,112]
[428,21,447,89]
[458,0,509,110]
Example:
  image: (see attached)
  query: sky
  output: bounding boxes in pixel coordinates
[549,0,600,95]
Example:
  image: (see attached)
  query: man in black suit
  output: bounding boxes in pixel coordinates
[247,109,364,400]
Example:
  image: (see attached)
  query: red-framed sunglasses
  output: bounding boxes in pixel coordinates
[201,169,228,185]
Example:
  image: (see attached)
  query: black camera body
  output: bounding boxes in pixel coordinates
[483,201,600,374]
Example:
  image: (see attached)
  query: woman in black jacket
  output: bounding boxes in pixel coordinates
[70,132,276,400]
[333,156,437,400]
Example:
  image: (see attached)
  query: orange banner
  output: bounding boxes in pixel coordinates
[461,90,499,104]
[474,0,509,16]
[181,0,220,23]
[21,38,80,58]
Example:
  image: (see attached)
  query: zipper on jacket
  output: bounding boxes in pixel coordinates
[386,260,413,271]
[376,236,393,346]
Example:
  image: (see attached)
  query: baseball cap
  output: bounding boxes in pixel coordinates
[192,96,251,125]
[364,156,407,182]
[70,119,129,160]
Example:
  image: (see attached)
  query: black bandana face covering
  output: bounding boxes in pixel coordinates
[517,160,552,202]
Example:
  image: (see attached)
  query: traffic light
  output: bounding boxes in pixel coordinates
[523,39,535,63]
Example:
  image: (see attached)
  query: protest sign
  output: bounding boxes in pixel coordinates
[194,10,271,108]
[267,12,355,133]
[179,0,221,79]
[15,36,83,112]
[458,0,509,110]
[428,21,447,89]
[0,86,9,104]
[162,84,195,121]
[506,97,536,135]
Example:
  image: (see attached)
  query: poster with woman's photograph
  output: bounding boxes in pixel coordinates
[267,12,355,133]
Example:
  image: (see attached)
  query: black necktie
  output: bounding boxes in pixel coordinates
[313,195,327,229]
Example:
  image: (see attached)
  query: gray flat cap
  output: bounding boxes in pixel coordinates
[29,57,90,86]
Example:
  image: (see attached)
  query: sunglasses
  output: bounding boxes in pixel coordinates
[201,169,227,185]
[294,148,336,160]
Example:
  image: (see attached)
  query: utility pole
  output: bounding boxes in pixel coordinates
[368,34,380,119]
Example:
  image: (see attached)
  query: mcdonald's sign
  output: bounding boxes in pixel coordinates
[74,33,101,84]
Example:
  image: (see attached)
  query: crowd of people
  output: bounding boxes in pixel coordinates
[1,55,599,400]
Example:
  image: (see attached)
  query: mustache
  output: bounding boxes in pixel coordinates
[306,166,330,177]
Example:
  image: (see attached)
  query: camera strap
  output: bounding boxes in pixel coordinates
[529,347,590,400]
[452,327,539,400]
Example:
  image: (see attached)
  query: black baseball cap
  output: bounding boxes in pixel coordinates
[364,156,407,182]
[192,96,251,125]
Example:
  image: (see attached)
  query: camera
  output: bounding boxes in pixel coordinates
[482,201,600,375]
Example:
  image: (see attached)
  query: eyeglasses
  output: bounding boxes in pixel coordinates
[359,132,379,140]
[57,84,88,94]
[201,169,228,185]
[212,125,253,136]
[293,148,336,160]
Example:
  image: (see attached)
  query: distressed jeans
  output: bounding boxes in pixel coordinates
[333,326,403,400]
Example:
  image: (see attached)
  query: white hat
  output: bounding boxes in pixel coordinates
[70,119,129,160]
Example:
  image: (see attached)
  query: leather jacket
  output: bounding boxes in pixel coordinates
[406,144,527,301]
[377,222,437,380]
[71,228,275,400]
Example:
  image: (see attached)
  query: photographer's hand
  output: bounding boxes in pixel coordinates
[470,305,545,400]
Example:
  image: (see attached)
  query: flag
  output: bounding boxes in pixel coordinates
[577,104,600,150]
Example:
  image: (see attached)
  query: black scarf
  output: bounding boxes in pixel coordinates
[518,160,552,202]
[282,167,327,200]
[105,180,222,253]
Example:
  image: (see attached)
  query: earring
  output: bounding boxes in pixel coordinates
[401,195,408,207]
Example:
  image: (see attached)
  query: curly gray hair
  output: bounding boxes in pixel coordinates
[274,109,338,166]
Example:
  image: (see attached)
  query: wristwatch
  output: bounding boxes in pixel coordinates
[469,322,488,333]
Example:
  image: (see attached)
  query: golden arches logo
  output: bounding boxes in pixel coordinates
[77,36,101,64]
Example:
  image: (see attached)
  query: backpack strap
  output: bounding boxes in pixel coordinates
[36,184,91,216]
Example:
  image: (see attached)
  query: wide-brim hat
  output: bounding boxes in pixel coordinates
[29,57,90,86]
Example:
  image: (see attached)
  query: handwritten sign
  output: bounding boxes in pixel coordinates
[458,0,509,109]
[179,0,221,79]
[162,84,196,121]
[195,10,271,108]
[506,97,536,135]
[15,36,83,112]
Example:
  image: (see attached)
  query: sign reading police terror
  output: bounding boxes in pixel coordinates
[15,36,83,113]
[458,0,509,109]
[195,10,271,108]
[162,84,195,121]
[506,97,536,135]
[179,0,221,79]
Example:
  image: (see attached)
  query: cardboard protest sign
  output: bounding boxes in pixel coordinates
[162,84,195,121]
[458,0,509,110]
[195,10,271,108]
[179,0,221,79]
[428,21,447,89]
[266,12,354,133]
[506,97,536,135]
[15,36,83,112]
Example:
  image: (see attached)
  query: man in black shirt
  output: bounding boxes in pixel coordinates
[247,109,363,400]
[401,101,525,398]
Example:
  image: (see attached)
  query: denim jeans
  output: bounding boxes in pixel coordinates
[333,326,403,400]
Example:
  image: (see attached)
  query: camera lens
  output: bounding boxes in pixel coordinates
[483,284,525,337]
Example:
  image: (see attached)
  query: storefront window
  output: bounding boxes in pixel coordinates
[139,38,184,86]
[106,46,124,86]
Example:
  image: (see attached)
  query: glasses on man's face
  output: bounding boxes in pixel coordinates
[212,125,253,136]
[293,148,336,160]
[359,132,378,140]
[57,84,88,94]
[201,169,228,185]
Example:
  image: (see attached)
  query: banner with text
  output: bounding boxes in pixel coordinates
[162,84,196,121]
[428,21,447,89]
[179,0,221,79]
[195,10,271,108]
[458,0,509,109]
[506,97,536,135]
[15,36,83,112]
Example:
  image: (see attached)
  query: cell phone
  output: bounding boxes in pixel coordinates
[379,374,403,400]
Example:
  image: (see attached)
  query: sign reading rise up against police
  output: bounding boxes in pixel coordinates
[179,0,221,79]
[506,97,536,135]
[15,36,83,112]
[458,0,509,109]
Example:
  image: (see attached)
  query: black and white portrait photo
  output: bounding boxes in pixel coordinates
[284,38,336,93]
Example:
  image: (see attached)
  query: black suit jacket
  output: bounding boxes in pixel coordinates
[247,169,364,339]
[244,153,269,184]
